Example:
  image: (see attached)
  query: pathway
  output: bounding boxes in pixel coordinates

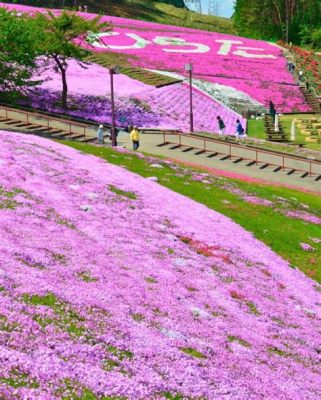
[1,105,320,194]
[117,133,321,194]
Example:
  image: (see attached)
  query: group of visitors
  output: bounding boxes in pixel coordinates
[287,60,307,85]
[216,116,246,141]
[97,124,140,150]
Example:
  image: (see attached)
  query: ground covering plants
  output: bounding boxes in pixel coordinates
[23,59,246,133]
[1,2,311,115]
[63,141,321,284]
[0,130,320,398]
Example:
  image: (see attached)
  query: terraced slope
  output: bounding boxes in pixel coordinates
[1,2,311,113]
[0,130,320,399]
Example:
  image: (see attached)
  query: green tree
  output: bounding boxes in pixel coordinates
[35,11,110,109]
[233,0,321,44]
[0,9,43,101]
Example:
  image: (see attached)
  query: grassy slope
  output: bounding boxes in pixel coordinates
[85,0,236,34]
[62,141,321,284]
[247,115,321,151]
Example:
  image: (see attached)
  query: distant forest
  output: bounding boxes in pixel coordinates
[234,0,321,47]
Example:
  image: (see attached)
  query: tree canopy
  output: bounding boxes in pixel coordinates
[0,8,44,100]
[233,0,321,46]
[34,11,110,108]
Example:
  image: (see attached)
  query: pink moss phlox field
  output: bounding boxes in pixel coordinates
[0,2,311,113]
[27,60,245,133]
[0,130,321,398]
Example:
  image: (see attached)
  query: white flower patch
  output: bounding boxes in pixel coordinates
[150,163,164,169]
[69,185,79,190]
[80,205,93,212]
[160,328,186,339]
[146,176,159,182]
[86,192,98,199]
[191,307,211,319]
[174,258,188,267]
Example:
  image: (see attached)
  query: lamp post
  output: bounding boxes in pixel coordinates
[109,66,120,147]
[185,63,193,133]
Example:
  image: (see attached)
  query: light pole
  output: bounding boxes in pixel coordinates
[109,66,120,147]
[185,63,193,133]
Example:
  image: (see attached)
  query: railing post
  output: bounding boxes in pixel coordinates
[163,130,165,144]
[84,125,86,138]
[310,162,312,177]
[256,150,258,165]
[179,134,181,147]
[282,156,285,171]
[204,139,206,152]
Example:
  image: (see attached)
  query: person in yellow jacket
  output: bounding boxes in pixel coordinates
[130,126,140,150]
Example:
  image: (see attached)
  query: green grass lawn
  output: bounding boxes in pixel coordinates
[247,114,321,151]
[62,141,321,284]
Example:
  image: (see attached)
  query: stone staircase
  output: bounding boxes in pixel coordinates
[299,85,321,114]
[86,54,182,88]
[264,115,289,142]
[282,48,320,114]
[0,108,97,143]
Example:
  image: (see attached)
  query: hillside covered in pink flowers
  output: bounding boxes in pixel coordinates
[0,2,312,124]
[0,130,320,399]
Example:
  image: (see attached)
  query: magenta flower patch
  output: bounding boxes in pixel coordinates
[0,2,312,115]
[0,130,320,398]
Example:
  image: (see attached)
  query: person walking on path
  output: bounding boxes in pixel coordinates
[235,119,246,142]
[217,116,226,136]
[130,126,140,150]
[287,61,292,72]
[97,124,104,144]
[299,70,304,82]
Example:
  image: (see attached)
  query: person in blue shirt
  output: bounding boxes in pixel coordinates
[235,119,246,142]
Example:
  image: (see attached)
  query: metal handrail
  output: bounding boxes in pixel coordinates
[0,105,89,138]
[162,131,321,177]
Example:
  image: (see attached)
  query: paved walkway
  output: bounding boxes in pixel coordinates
[1,115,320,194]
[117,133,321,194]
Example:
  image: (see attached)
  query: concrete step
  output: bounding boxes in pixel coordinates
[3,120,21,126]
[77,136,96,143]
